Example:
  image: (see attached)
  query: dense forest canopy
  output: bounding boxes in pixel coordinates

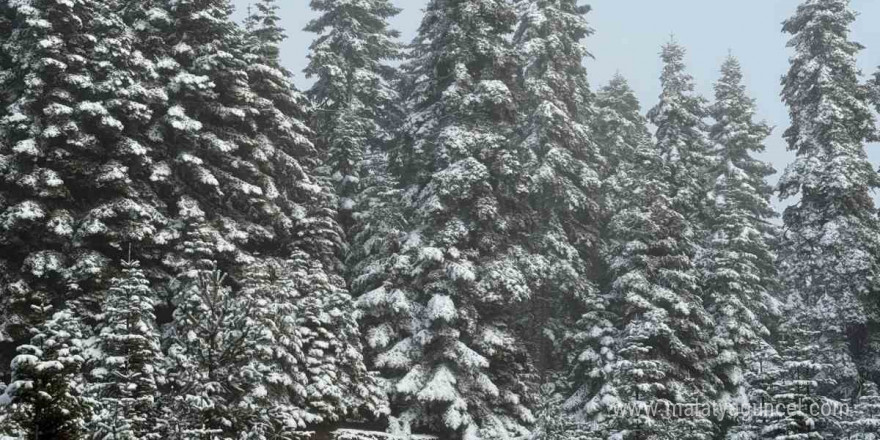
[0,0,880,439]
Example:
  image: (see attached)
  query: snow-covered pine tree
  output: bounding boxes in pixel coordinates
[512,0,602,383]
[562,74,651,435]
[758,298,839,439]
[529,387,580,440]
[726,340,781,440]
[775,0,880,417]
[646,41,715,229]
[149,0,346,282]
[88,259,163,439]
[0,0,15,381]
[363,0,541,437]
[348,149,413,424]
[859,37,880,394]
[0,0,112,369]
[590,72,651,303]
[235,257,316,437]
[0,0,320,376]
[0,1,11,111]
[701,55,779,434]
[163,261,256,436]
[0,0,183,359]
[234,257,314,437]
[594,74,653,189]
[304,0,403,239]
[0,308,93,439]
[842,380,880,438]
[292,250,388,425]
[242,0,346,272]
[156,0,278,273]
[244,0,285,59]
[165,216,380,437]
[237,253,386,438]
[243,1,389,430]
[603,154,720,438]
[588,48,722,437]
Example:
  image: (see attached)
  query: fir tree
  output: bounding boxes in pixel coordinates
[726,340,781,440]
[238,253,386,438]
[163,263,257,436]
[0,308,93,439]
[0,1,12,111]
[244,0,286,62]
[235,258,317,436]
[157,0,283,272]
[347,143,410,305]
[759,299,840,439]
[0,0,177,347]
[646,41,715,227]
[594,74,653,188]
[242,0,346,272]
[563,74,650,432]
[601,151,720,439]
[0,0,108,365]
[304,0,403,239]
[590,47,722,438]
[512,0,602,382]
[348,150,413,426]
[701,55,778,433]
[842,380,880,438]
[88,259,164,439]
[775,0,880,421]
[0,0,337,382]
[152,0,345,279]
[364,0,540,437]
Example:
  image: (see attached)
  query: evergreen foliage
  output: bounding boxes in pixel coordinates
[701,56,779,431]
[0,308,93,439]
[88,259,163,439]
[772,2,880,436]
[305,0,403,237]
[0,1,878,439]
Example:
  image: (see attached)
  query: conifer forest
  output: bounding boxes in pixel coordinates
[3,0,880,438]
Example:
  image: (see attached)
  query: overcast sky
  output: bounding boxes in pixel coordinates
[231,0,880,209]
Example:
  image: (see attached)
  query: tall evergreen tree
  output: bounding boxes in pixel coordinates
[621,178,722,437]
[245,1,389,431]
[594,74,653,187]
[0,2,12,112]
[701,56,778,430]
[562,74,648,434]
[646,41,715,227]
[158,0,304,273]
[88,259,164,439]
[0,0,16,380]
[361,0,541,437]
[602,137,720,440]
[304,0,403,238]
[0,0,339,379]
[244,0,286,60]
[586,45,722,439]
[0,0,108,366]
[773,0,880,427]
[235,258,317,436]
[241,0,346,273]
[758,296,841,439]
[842,380,880,438]
[237,252,387,438]
[512,0,602,385]
[237,254,386,438]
